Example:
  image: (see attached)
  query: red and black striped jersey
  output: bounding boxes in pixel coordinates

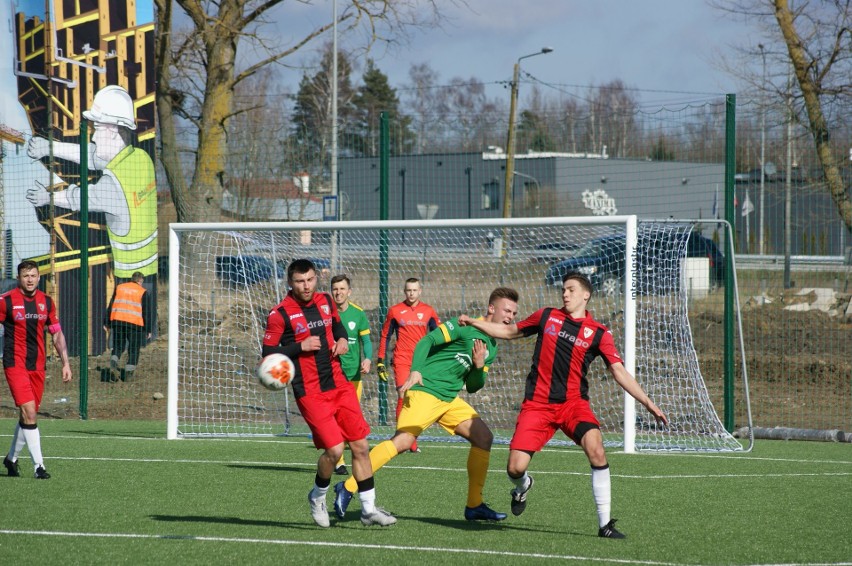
[262,291,348,399]
[0,288,60,371]
[516,308,623,403]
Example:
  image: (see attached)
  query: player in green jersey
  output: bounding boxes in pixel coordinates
[330,274,374,476]
[334,287,519,522]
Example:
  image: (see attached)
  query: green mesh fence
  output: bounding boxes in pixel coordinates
[2,87,848,434]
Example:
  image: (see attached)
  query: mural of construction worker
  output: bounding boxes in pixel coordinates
[25,85,158,284]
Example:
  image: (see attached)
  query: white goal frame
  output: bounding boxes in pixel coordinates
[167,215,751,452]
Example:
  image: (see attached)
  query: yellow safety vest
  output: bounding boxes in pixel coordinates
[106,146,158,278]
[109,282,145,327]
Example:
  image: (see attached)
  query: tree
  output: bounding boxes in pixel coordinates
[712,0,852,231]
[351,59,414,156]
[290,44,357,180]
[154,0,444,223]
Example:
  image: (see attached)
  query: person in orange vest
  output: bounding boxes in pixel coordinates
[103,271,152,381]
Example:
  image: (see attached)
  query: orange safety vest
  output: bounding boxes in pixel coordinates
[109,282,145,327]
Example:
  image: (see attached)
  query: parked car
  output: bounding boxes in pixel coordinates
[216,256,331,288]
[532,241,581,263]
[545,231,725,296]
[216,256,285,287]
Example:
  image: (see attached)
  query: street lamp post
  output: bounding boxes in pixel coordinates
[758,43,766,255]
[502,47,553,222]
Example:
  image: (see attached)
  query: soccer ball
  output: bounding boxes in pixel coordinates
[255,354,295,391]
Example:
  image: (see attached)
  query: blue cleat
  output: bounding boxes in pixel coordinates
[464,502,507,521]
[333,481,353,519]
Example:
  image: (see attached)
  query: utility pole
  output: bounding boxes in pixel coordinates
[759,44,767,255]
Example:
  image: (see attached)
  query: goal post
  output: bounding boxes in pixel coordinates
[167,216,750,452]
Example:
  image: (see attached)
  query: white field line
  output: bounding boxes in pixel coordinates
[0,529,849,566]
[10,433,852,466]
[33,455,852,480]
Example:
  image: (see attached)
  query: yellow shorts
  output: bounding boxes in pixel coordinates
[352,379,363,401]
[397,389,479,437]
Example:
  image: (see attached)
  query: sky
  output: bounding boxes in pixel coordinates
[275,0,758,105]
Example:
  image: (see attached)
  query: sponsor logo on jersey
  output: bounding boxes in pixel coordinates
[558,329,590,348]
[12,305,23,310]
[455,352,473,370]
[289,313,303,320]
[295,323,307,334]
[445,321,455,330]
[545,324,558,336]
[307,319,330,330]
[547,316,563,325]
[400,309,408,314]
[583,327,593,339]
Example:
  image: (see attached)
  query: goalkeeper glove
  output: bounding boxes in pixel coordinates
[376,360,389,382]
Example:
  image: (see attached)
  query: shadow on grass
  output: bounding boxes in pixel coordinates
[227,464,314,473]
[64,429,163,439]
[347,513,572,535]
[150,514,319,531]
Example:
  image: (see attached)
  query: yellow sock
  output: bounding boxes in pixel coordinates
[344,440,399,493]
[467,446,490,508]
[336,455,345,468]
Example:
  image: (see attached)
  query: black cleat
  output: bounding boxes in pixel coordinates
[34,466,51,480]
[3,456,20,477]
[598,519,626,539]
[334,464,348,476]
[510,475,534,516]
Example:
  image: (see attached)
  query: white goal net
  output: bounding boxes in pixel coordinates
[168,216,750,452]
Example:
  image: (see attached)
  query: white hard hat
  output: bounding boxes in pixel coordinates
[83,85,137,130]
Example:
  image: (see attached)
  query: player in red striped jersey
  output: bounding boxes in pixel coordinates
[460,272,667,539]
[262,259,394,528]
[1,260,72,479]
[376,278,440,454]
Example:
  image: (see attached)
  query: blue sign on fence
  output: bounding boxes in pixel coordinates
[323,196,338,221]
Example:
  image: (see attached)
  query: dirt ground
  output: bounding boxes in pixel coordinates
[5,281,849,435]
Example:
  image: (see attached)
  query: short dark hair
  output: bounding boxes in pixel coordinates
[330,274,351,287]
[404,277,420,286]
[488,286,519,305]
[131,271,145,283]
[287,258,317,281]
[562,272,593,295]
[17,260,38,275]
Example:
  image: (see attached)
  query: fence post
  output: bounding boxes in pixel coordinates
[378,111,389,425]
[724,94,736,432]
[78,121,89,419]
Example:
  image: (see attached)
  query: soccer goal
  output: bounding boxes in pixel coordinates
[167,216,752,452]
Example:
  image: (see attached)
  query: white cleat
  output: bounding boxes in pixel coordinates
[360,507,397,527]
[308,492,330,528]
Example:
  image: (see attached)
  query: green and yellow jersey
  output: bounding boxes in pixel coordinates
[409,317,498,402]
[338,302,372,381]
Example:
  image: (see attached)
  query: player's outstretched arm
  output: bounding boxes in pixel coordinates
[458,315,522,340]
[609,363,668,426]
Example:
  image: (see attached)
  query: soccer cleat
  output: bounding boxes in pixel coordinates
[510,475,534,516]
[464,502,507,521]
[334,464,348,476]
[3,456,20,477]
[360,507,397,527]
[333,481,353,519]
[598,519,626,539]
[34,466,51,480]
[308,491,330,527]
